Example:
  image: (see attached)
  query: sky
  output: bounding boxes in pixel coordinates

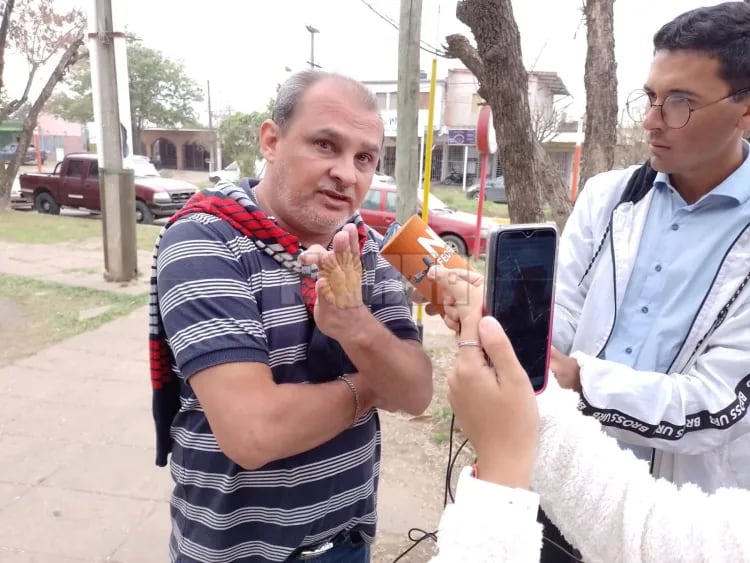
[2,0,732,123]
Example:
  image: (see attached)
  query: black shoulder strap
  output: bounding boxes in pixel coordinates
[619,161,657,205]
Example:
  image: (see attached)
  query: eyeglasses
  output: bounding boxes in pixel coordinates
[626,87,750,129]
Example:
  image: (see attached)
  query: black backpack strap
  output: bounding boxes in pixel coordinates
[618,161,657,205]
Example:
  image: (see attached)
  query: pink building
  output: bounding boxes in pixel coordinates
[36,113,87,161]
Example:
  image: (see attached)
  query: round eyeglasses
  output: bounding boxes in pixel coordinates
[626,87,750,129]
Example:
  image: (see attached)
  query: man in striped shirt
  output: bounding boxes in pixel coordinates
[155,70,433,562]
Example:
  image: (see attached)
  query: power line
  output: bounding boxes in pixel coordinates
[358,0,448,58]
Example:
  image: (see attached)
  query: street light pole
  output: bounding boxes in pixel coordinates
[305,25,320,69]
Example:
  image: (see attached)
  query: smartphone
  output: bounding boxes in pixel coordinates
[484,224,558,394]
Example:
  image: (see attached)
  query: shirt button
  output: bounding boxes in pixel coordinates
[625,347,633,354]
[671,224,680,231]
[655,264,662,272]
[641,306,649,314]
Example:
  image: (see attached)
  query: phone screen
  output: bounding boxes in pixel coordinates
[487,227,557,392]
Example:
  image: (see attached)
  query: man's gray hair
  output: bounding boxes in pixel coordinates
[272,70,380,132]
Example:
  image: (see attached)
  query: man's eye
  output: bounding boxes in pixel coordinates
[358,154,373,163]
[315,140,331,150]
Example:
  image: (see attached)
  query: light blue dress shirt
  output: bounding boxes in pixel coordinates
[603,141,750,460]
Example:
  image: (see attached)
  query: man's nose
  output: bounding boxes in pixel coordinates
[329,156,357,187]
[642,103,665,131]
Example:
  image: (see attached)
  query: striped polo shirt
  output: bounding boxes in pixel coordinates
[156,211,420,562]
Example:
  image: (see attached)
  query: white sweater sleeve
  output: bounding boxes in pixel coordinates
[431,466,543,562]
[532,380,750,563]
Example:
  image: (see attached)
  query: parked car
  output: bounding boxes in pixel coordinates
[466,176,507,203]
[359,183,496,256]
[18,153,199,224]
[209,161,241,184]
[0,143,47,165]
[10,175,31,208]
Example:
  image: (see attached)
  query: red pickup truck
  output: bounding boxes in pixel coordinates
[18,153,199,224]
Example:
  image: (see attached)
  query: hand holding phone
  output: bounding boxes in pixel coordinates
[484,224,558,394]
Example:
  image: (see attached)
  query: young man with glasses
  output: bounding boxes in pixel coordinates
[545,2,750,560]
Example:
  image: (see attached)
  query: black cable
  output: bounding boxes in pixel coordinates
[543,536,585,562]
[358,0,449,58]
[392,408,587,562]
[393,413,467,561]
[392,528,439,562]
[443,413,456,506]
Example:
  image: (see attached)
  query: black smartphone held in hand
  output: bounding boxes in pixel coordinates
[484,224,558,394]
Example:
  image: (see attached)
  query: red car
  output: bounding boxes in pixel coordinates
[359,184,494,255]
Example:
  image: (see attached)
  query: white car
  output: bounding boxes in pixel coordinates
[10,175,30,208]
[373,173,395,186]
[209,161,241,184]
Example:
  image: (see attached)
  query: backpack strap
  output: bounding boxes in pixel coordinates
[618,161,657,205]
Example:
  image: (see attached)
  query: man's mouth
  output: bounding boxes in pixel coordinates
[320,189,351,203]
[649,140,670,149]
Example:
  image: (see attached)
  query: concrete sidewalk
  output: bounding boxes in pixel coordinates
[0,306,170,562]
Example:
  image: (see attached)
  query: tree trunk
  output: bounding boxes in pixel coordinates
[580,0,618,190]
[0,0,16,98]
[535,142,574,229]
[0,36,85,210]
[446,0,572,230]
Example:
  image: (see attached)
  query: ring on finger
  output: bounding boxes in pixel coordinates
[457,339,481,348]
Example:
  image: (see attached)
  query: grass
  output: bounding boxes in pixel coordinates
[0,274,147,364]
[430,404,455,445]
[0,210,162,252]
[429,185,510,220]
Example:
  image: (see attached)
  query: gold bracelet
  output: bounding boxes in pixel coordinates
[338,375,359,427]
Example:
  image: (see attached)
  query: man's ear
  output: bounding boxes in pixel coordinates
[738,96,750,132]
[259,119,281,163]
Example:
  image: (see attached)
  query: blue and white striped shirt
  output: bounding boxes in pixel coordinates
[156,212,420,562]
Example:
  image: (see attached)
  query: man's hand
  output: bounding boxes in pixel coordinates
[300,224,368,342]
[550,347,581,393]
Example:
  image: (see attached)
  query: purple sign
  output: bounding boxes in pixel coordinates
[447,129,476,145]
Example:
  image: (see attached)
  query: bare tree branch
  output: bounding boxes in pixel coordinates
[0,0,88,210]
[1,0,85,122]
[0,21,85,210]
[0,62,36,121]
[444,34,484,80]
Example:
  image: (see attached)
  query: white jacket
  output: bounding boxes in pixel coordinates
[552,166,750,492]
[432,382,750,562]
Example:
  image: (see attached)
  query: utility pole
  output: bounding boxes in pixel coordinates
[395,0,422,227]
[306,25,320,69]
[207,79,218,172]
[91,0,137,282]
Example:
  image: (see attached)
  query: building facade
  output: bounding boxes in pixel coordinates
[364,67,578,188]
[361,77,446,180]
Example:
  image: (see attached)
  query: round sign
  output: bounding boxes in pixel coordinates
[476,105,498,155]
